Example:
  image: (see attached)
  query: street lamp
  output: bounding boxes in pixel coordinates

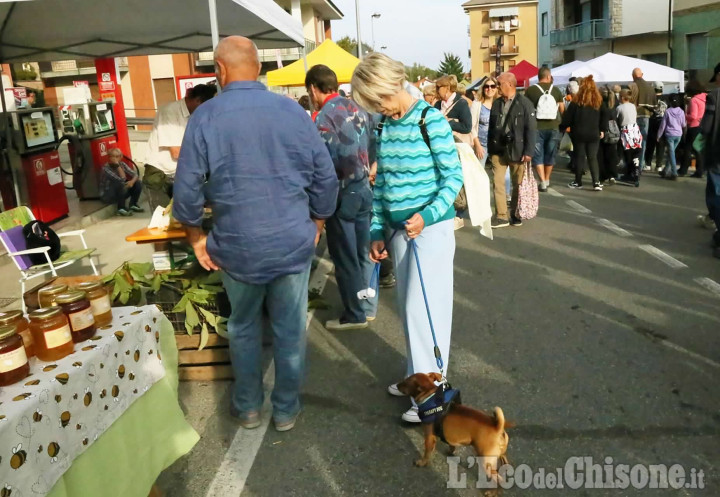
[371,13,381,51]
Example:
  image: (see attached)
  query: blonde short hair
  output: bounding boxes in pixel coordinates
[435,74,458,92]
[351,52,406,112]
[457,83,467,94]
[108,147,123,157]
[422,84,436,97]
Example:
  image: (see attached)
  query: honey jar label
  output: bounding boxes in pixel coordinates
[69,308,95,331]
[45,324,73,348]
[90,296,112,316]
[0,346,28,373]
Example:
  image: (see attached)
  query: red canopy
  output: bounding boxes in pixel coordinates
[509,60,539,88]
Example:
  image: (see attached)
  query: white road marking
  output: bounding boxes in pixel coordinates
[307,445,346,495]
[566,200,592,214]
[547,187,564,197]
[205,254,334,497]
[694,277,720,298]
[596,218,633,237]
[638,245,688,269]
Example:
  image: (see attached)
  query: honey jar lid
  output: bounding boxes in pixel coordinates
[0,310,23,325]
[0,324,18,340]
[39,284,69,296]
[29,307,63,320]
[75,281,103,291]
[55,291,88,305]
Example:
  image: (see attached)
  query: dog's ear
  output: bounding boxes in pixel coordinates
[494,407,506,430]
[428,372,443,383]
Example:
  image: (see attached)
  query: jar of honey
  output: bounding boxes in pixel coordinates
[56,291,96,343]
[74,281,113,327]
[28,308,74,361]
[0,325,30,386]
[0,310,35,358]
[38,284,69,308]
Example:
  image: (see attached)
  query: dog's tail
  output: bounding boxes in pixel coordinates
[493,407,505,430]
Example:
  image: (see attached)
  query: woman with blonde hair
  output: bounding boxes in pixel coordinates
[422,84,437,107]
[560,75,609,190]
[351,52,463,423]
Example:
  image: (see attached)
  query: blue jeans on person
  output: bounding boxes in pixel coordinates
[637,116,650,171]
[326,179,376,323]
[532,129,560,166]
[101,180,142,210]
[222,263,311,424]
[664,135,681,177]
[707,171,720,234]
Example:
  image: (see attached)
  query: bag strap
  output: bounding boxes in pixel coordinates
[377,106,432,151]
[500,97,518,134]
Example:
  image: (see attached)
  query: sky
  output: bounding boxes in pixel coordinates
[329,0,471,71]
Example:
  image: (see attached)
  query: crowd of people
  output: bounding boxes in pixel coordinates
[155,35,720,432]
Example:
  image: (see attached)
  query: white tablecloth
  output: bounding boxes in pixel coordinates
[0,307,166,497]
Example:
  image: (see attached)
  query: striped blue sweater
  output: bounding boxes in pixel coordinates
[371,100,463,241]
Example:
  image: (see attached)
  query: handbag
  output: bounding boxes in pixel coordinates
[453,186,468,211]
[559,132,573,152]
[22,220,61,265]
[693,133,705,153]
[516,162,539,220]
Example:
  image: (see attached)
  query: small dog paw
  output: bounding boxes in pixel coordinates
[414,459,428,467]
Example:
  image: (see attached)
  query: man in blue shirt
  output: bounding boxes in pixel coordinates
[307,64,377,331]
[173,36,338,432]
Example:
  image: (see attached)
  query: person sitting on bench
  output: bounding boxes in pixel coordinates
[100,148,144,216]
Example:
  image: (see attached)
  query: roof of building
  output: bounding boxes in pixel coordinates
[462,0,537,9]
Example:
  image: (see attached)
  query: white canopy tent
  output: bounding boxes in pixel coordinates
[0,0,304,62]
[529,53,685,93]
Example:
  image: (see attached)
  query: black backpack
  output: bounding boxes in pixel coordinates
[23,220,61,265]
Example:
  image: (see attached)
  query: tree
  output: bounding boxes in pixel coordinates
[336,36,373,58]
[405,63,438,83]
[436,53,465,81]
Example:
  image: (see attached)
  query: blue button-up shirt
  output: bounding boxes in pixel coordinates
[173,81,338,284]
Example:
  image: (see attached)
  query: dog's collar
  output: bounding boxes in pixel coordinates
[418,387,460,425]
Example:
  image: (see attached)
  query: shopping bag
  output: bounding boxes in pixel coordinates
[516,162,539,220]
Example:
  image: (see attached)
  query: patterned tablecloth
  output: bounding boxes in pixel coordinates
[0,307,166,497]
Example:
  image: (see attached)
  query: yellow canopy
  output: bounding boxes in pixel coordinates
[266,39,360,87]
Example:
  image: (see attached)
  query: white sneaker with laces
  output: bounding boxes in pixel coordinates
[387,383,406,397]
[402,406,420,423]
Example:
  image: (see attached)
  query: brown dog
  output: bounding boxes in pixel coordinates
[397,373,511,479]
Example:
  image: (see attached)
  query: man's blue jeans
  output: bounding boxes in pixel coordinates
[637,116,650,171]
[326,179,376,323]
[222,263,311,424]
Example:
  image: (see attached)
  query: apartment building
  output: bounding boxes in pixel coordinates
[549,0,671,66]
[463,0,539,80]
[671,0,720,84]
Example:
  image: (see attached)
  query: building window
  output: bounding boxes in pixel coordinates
[483,61,491,73]
[481,37,490,49]
[482,11,489,23]
[542,13,548,36]
[642,53,667,65]
[687,33,708,70]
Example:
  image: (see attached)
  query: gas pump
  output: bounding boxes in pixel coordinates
[0,107,68,223]
[61,101,118,199]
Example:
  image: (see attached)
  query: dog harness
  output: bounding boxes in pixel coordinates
[417,383,462,444]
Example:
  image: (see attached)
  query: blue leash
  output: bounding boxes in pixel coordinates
[370,228,445,377]
[409,237,444,375]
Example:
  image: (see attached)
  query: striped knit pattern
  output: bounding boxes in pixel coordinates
[371,100,463,241]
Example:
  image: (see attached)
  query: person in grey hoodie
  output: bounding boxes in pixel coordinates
[657,94,686,179]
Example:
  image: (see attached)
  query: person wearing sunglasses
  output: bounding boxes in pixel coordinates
[477,77,499,168]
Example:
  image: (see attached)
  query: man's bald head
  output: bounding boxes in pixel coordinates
[214,36,261,86]
[632,67,643,80]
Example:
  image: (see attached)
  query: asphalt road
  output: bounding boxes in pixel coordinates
[158,168,719,497]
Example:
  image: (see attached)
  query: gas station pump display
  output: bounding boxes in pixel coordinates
[90,103,115,134]
[21,112,55,149]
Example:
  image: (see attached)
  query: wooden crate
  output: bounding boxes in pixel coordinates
[175,331,234,381]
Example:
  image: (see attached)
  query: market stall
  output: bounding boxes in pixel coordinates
[0,306,198,497]
[508,60,538,88]
[266,39,361,87]
[529,53,685,93]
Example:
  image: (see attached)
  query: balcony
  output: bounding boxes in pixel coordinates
[550,19,609,47]
[198,39,318,66]
[489,18,520,32]
[490,45,520,56]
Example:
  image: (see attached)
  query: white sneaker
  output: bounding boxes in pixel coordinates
[402,406,420,423]
[387,383,406,397]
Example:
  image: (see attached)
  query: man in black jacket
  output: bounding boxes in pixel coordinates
[701,62,720,258]
[488,72,537,227]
